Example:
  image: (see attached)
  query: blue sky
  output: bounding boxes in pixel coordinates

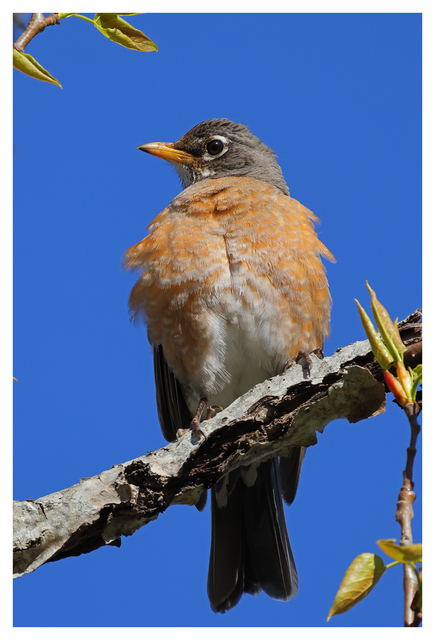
[13,12,422,628]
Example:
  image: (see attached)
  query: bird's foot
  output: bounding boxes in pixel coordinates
[176,398,223,440]
[206,404,223,420]
[188,418,204,439]
[176,396,208,439]
[177,421,204,439]
[285,347,324,377]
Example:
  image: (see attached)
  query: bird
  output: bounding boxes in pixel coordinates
[123,118,334,613]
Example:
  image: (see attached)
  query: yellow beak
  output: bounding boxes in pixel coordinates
[137,142,194,165]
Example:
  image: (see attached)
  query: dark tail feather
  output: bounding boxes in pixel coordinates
[207,480,245,613]
[207,459,298,613]
[243,459,298,600]
[279,447,306,506]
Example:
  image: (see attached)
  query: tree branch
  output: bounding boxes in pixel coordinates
[13,310,421,580]
[13,13,60,53]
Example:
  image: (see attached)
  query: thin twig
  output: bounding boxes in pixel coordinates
[396,401,422,626]
[13,13,60,53]
[409,566,422,626]
[404,403,421,487]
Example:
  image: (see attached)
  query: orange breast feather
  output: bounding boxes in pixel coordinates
[123,176,334,394]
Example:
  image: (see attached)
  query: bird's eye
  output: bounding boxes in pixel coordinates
[207,139,224,156]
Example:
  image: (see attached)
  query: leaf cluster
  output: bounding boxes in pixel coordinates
[13,13,157,88]
[355,282,422,407]
[328,540,422,620]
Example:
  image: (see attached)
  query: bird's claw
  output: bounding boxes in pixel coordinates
[285,347,324,377]
[189,417,205,439]
[206,404,223,420]
[176,421,204,440]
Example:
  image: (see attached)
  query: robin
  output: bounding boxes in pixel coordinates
[124,119,334,613]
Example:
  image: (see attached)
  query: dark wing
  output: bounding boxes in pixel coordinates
[153,344,208,512]
[153,344,192,442]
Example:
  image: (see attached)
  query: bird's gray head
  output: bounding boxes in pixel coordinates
[137,118,290,196]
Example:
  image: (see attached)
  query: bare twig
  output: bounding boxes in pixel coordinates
[13,13,60,53]
[396,401,422,626]
[409,566,422,626]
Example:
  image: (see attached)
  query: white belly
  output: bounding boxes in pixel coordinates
[182,292,290,415]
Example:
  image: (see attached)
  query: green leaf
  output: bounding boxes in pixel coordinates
[93,14,157,51]
[366,282,406,364]
[410,364,422,400]
[13,48,62,88]
[412,364,422,381]
[377,539,422,564]
[327,553,385,621]
[355,298,394,370]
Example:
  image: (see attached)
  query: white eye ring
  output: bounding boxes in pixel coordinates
[204,135,228,160]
